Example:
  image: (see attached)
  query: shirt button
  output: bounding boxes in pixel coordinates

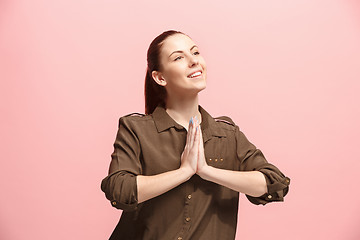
[178,237,183,240]
[185,217,191,222]
[187,194,192,200]
[215,158,218,162]
[267,194,272,199]
[111,201,117,206]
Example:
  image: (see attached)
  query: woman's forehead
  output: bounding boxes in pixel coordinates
[162,34,196,54]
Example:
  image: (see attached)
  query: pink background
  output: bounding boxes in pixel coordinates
[1,0,360,239]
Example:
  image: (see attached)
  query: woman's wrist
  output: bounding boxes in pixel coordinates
[196,164,212,180]
[179,165,196,181]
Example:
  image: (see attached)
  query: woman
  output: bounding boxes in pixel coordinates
[101,30,290,240]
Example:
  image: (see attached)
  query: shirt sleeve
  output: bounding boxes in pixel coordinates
[235,125,290,205]
[100,116,142,211]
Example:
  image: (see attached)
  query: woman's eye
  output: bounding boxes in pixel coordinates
[174,52,199,61]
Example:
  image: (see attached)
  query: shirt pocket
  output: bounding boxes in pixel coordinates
[204,137,234,170]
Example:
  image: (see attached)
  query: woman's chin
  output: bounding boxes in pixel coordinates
[197,80,207,90]
[194,83,206,94]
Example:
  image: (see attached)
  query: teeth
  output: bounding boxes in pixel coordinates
[189,71,201,78]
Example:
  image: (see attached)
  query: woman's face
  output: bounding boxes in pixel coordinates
[152,33,207,97]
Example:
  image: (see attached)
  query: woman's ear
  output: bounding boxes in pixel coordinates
[152,70,167,86]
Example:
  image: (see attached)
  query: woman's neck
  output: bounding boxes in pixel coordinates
[165,95,202,129]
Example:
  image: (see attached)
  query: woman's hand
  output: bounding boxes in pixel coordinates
[196,122,208,176]
[137,117,201,203]
[180,116,200,178]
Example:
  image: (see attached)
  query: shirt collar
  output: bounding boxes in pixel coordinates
[151,104,227,142]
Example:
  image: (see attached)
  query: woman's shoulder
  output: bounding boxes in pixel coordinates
[200,105,238,132]
[213,115,238,132]
[122,112,147,118]
[117,112,152,127]
[214,115,235,126]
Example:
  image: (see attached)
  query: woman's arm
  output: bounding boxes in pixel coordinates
[137,167,192,203]
[137,117,201,203]
[197,167,267,197]
[102,116,199,210]
[194,117,289,203]
[195,124,267,197]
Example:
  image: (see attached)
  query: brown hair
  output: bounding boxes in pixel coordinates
[144,30,187,115]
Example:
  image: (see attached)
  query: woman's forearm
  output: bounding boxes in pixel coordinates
[198,166,267,197]
[137,117,199,204]
[137,167,193,203]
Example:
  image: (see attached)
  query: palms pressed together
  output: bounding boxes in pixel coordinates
[180,116,207,177]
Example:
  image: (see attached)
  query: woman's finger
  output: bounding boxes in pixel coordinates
[192,119,199,149]
[189,117,196,148]
[190,126,198,158]
[198,125,203,148]
[186,117,193,147]
[195,125,200,147]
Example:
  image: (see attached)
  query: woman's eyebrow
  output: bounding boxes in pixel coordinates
[169,45,198,58]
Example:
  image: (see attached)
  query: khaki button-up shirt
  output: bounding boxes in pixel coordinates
[101,104,290,240]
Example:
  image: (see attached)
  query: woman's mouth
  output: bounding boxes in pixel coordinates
[188,71,202,78]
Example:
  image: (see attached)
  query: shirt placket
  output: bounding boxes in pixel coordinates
[176,178,195,240]
[175,124,202,240]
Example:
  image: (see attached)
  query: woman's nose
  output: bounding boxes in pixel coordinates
[189,56,199,67]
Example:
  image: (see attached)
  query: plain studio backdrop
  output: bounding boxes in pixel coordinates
[1,0,359,239]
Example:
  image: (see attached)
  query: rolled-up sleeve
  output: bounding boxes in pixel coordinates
[101,116,142,211]
[235,126,290,205]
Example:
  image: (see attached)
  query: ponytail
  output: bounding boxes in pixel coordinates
[144,30,186,115]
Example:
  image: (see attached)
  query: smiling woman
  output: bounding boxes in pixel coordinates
[149,33,207,121]
[100,30,290,240]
